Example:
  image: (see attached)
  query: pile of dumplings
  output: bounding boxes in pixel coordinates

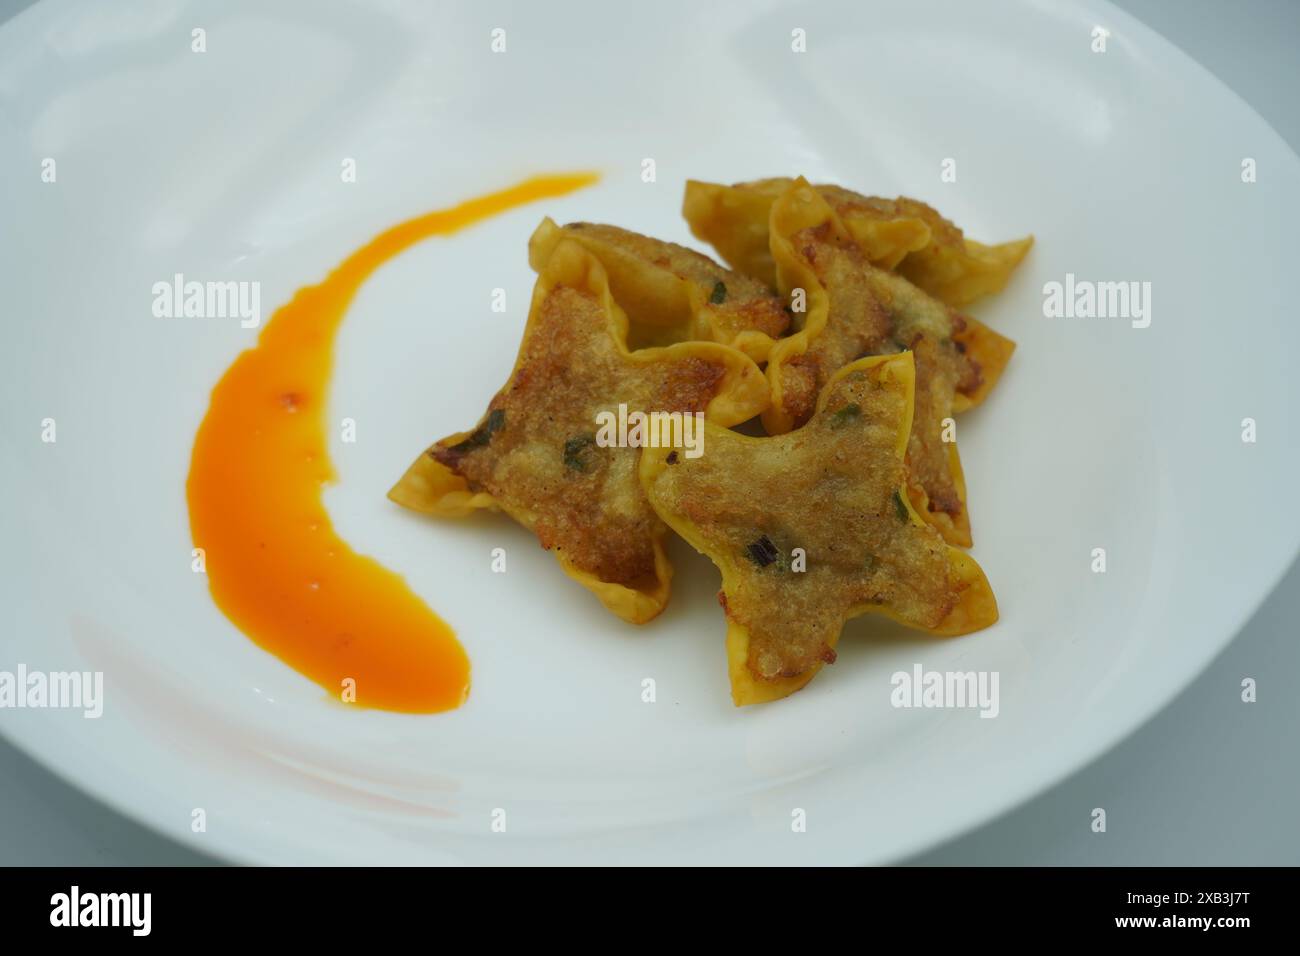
[391,176,1032,705]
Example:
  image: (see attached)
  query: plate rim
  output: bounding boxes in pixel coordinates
[2,0,1299,865]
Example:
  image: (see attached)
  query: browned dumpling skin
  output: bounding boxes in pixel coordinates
[681,178,1017,411]
[766,179,993,546]
[682,177,1033,307]
[641,353,998,705]
[528,218,789,362]
[389,238,769,623]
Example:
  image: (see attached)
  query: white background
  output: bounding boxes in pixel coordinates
[0,0,1296,865]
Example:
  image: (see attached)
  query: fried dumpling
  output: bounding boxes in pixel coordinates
[528,218,789,362]
[682,177,1033,307]
[640,352,998,705]
[389,237,769,623]
[764,178,1010,545]
[819,186,1034,308]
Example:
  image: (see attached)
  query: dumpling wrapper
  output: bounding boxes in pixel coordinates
[389,237,769,623]
[764,178,1008,546]
[641,351,998,705]
[528,218,789,363]
[682,177,1016,414]
[682,177,1033,307]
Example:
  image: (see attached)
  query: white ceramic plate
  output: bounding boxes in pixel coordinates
[2,0,1297,866]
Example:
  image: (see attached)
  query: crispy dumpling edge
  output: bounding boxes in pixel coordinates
[951,315,1016,413]
[529,216,781,364]
[760,176,856,435]
[388,236,769,624]
[640,352,998,705]
[683,178,1033,308]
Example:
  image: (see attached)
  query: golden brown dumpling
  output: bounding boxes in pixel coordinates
[682,177,1032,307]
[763,178,1010,546]
[528,218,789,362]
[390,237,769,623]
[641,352,998,705]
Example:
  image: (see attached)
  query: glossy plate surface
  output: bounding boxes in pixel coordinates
[1,0,1296,864]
